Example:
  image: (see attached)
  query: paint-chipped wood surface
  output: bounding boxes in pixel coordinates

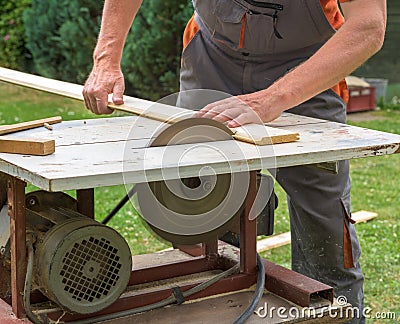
[0,113,399,191]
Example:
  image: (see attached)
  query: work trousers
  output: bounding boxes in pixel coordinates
[179,21,365,323]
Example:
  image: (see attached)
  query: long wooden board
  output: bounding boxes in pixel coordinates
[0,67,299,146]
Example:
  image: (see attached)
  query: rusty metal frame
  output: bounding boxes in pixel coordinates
[7,176,27,319]
[263,259,333,307]
[128,256,219,285]
[2,170,334,323]
[49,272,257,322]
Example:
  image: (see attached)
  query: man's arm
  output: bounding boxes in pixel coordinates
[83,0,143,114]
[197,0,387,127]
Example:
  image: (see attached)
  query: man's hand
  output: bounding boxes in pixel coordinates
[83,67,125,115]
[195,90,283,127]
[82,0,142,115]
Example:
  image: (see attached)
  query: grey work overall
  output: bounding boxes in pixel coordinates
[180,0,364,322]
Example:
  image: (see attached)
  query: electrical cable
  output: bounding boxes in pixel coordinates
[24,240,42,324]
[101,185,137,224]
[233,254,265,324]
[64,262,240,324]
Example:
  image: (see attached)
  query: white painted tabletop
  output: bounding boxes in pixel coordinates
[0,113,399,191]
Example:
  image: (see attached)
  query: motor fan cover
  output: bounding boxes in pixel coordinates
[34,217,132,314]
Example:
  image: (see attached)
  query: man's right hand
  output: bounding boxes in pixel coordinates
[82,0,142,114]
[83,66,125,115]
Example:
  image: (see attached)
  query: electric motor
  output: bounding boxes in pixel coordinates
[34,216,132,314]
[0,191,132,315]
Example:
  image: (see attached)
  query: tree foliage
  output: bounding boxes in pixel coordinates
[0,0,32,71]
[20,0,193,99]
[23,0,103,83]
[122,0,193,100]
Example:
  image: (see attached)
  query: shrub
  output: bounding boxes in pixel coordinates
[0,0,32,71]
[23,0,103,84]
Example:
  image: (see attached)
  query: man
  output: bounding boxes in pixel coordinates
[83,1,386,322]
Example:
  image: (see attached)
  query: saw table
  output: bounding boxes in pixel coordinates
[0,112,399,323]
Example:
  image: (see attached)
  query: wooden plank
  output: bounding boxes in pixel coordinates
[0,116,62,136]
[257,232,291,252]
[115,96,191,122]
[256,211,378,253]
[0,67,298,146]
[351,210,378,223]
[0,68,83,101]
[0,137,55,155]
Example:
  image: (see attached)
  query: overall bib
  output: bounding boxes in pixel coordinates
[180,1,364,322]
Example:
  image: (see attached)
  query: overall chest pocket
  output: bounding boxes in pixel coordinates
[194,0,282,53]
[196,0,248,50]
[193,0,335,55]
[242,11,279,54]
[214,1,247,49]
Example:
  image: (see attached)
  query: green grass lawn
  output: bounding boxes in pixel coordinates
[0,82,399,320]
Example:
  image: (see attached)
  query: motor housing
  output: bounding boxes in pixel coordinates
[0,191,132,314]
[34,216,132,314]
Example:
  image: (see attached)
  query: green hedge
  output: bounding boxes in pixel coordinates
[0,0,32,71]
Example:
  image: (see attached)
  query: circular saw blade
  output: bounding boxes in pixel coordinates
[150,117,234,146]
[136,118,247,245]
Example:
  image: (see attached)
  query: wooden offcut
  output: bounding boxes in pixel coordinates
[0,116,61,155]
[0,116,62,136]
[257,232,291,252]
[256,210,378,253]
[0,67,299,146]
[232,124,299,145]
[351,210,378,223]
[0,137,55,155]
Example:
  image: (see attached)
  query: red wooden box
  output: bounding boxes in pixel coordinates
[346,86,376,113]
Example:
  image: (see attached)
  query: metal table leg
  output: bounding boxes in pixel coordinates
[240,170,257,274]
[77,188,95,219]
[7,176,27,318]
